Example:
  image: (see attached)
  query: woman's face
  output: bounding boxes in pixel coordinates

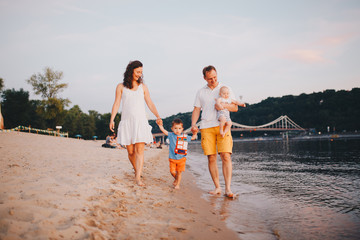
[132,67,143,81]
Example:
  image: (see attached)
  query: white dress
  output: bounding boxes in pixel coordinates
[117,84,153,145]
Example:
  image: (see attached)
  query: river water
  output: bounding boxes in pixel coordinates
[186,137,360,240]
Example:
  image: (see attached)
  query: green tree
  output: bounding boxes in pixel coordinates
[1,88,42,128]
[63,105,83,137]
[93,112,121,140]
[26,67,70,128]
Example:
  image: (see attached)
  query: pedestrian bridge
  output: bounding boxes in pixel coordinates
[153,115,305,139]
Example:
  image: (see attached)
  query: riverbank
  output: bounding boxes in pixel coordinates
[0,132,238,239]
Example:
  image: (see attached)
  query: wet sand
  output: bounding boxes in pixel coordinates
[0,132,239,239]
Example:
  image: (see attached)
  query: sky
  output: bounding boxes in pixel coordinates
[1,0,359,118]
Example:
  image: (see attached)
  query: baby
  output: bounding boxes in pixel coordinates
[215,86,246,137]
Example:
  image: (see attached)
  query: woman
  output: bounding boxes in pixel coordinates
[110,60,162,186]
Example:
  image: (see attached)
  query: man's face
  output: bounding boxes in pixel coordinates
[204,69,218,89]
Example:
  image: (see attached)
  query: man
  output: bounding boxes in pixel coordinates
[191,65,238,197]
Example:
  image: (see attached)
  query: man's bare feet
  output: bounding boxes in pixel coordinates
[209,187,222,195]
[224,190,236,198]
[224,191,235,198]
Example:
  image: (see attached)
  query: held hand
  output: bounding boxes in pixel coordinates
[109,121,115,132]
[156,118,163,126]
[191,125,199,135]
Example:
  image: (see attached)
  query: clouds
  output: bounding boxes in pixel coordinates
[283,49,327,63]
[1,0,359,117]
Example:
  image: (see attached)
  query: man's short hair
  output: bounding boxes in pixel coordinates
[202,65,217,77]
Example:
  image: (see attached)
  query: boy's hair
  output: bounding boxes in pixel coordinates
[171,118,183,127]
[202,65,216,77]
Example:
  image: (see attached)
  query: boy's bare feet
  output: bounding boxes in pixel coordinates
[209,187,221,195]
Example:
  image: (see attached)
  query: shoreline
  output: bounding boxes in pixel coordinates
[0,132,239,239]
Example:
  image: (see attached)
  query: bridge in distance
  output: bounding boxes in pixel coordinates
[153,115,305,140]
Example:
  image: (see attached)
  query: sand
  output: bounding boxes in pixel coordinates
[0,131,239,239]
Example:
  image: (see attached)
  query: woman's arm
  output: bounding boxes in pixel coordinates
[109,83,123,132]
[143,84,161,121]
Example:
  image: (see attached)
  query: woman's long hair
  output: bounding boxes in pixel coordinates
[123,60,143,89]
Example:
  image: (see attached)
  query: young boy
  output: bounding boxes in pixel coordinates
[158,118,198,189]
[215,86,246,137]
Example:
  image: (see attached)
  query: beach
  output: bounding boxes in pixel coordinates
[0,132,238,239]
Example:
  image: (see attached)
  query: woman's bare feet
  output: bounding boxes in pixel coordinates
[136,178,145,186]
[209,187,222,195]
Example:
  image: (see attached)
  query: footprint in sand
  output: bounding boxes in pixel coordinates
[174,227,187,233]
[8,164,20,168]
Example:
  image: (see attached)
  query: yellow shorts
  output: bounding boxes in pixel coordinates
[169,157,186,173]
[200,126,233,155]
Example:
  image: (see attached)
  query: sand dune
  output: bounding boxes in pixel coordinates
[0,132,238,239]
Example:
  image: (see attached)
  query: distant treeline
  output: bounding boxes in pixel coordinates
[1,87,359,139]
[0,88,121,140]
[149,88,360,135]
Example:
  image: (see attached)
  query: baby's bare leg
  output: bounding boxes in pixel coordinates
[222,120,232,137]
[219,115,227,135]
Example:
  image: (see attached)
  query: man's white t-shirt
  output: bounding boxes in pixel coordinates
[193,82,236,129]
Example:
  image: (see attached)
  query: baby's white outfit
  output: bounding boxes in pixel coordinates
[217,97,232,122]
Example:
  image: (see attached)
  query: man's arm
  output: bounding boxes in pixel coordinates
[191,106,201,134]
[224,103,238,112]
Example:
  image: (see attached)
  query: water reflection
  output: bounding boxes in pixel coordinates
[187,138,360,240]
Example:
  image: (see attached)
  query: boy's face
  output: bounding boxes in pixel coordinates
[171,124,184,135]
